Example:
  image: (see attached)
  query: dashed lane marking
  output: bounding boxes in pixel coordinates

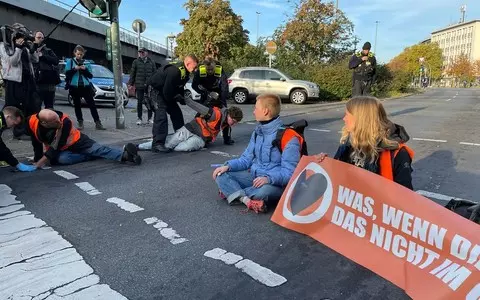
[210,151,238,158]
[412,138,447,143]
[75,182,102,196]
[309,128,331,132]
[460,142,480,147]
[53,170,79,180]
[144,217,188,245]
[204,248,287,287]
[106,197,144,213]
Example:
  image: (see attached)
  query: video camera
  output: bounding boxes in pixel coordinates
[0,23,36,54]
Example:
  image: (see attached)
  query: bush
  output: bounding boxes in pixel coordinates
[310,60,352,101]
[389,70,412,93]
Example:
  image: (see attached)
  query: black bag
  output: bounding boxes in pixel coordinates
[445,199,480,224]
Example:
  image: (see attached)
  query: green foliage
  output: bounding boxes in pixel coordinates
[388,42,443,79]
[175,0,248,60]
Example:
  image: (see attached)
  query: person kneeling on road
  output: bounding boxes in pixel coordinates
[137,94,243,152]
[0,106,36,172]
[26,109,141,167]
[212,94,301,213]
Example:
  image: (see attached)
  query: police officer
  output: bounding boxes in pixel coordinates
[192,57,234,145]
[349,42,376,96]
[147,54,198,153]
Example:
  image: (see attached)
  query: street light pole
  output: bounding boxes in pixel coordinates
[256,12,260,43]
[374,21,379,54]
[109,0,124,129]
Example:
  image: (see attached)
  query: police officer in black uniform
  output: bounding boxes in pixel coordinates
[191,57,233,145]
[349,42,377,96]
[147,54,198,153]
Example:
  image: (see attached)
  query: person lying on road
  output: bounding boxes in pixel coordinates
[26,109,142,167]
[137,94,243,152]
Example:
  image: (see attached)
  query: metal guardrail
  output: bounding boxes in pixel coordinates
[46,0,166,53]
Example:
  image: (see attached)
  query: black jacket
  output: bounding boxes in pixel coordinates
[128,57,156,88]
[33,45,60,85]
[334,123,413,190]
[147,62,190,103]
[26,111,95,162]
[0,112,19,167]
[349,51,376,82]
[191,64,229,106]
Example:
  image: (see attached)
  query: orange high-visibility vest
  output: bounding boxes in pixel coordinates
[29,114,81,151]
[379,144,414,181]
[195,107,224,142]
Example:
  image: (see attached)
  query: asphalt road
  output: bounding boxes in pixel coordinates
[1,88,479,300]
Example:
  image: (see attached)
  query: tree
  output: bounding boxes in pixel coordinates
[279,0,354,65]
[474,60,480,76]
[175,0,248,60]
[388,42,443,79]
[222,42,268,75]
[448,53,475,82]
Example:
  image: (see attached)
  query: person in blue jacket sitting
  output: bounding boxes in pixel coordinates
[212,94,301,213]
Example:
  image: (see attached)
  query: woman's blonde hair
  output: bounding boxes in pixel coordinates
[340,96,398,163]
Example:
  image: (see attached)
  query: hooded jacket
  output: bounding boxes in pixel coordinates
[334,123,413,190]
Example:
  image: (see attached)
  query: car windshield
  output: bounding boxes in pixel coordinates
[91,65,114,78]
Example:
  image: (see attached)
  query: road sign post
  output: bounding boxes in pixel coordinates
[265,41,277,68]
[132,19,146,51]
[109,0,124,129]
[105,27,112,61]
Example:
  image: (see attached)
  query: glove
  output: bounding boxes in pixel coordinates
[16,163,37,172]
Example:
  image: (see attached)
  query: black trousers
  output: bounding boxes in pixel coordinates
[352,80,372,96]
[136,88,153,120]
[152,96,184,145]
[69,86,100,122]
[38,89,55,109]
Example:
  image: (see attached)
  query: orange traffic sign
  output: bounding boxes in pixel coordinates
[266,41,277,54]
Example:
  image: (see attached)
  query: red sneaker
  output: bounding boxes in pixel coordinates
[247,200,267,213]
[218,190,227,200]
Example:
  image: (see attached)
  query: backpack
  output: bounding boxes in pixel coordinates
[254,119,309,156]
[444,199,480,225]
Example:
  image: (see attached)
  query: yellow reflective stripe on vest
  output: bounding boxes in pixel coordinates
[199,65,207,77]
[178,66,186,80]
[214,65,222,77]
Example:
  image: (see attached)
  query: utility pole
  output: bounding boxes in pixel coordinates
[109,0,124,129]
[256,12,260,43]
[374,21,379,54]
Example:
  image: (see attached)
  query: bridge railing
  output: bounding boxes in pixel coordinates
[46,0,166,54]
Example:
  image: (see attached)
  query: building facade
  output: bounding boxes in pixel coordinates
[431,20,480,66]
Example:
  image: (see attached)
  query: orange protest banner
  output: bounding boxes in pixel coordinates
[271,156,480,300]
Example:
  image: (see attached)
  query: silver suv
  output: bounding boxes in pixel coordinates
[228,67,319,105]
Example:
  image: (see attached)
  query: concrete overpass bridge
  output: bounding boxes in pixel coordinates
[0,0,169,72]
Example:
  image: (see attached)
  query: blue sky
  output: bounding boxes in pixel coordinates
[61,0,479,63]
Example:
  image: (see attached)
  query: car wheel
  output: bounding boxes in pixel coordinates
[233,89,249,104]
[290,89,307,105]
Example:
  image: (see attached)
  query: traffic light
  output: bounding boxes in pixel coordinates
[78,0,109,20]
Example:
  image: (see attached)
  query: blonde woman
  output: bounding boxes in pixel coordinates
[316,96,414,190]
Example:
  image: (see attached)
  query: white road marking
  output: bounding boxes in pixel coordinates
[53,170,79,180]
[245,122,256,125]
[412,138,447,143]
[210,151,238,158]
[416,190,463,201]
[106,197,144,213]
[460,142,480,147]
[453,95,457,98]
[75,182,102,196]
[143,217,188,245]
[0,184,127,299]
[309,128,331,132]
[204,248,287,287]
[446,99,451,102]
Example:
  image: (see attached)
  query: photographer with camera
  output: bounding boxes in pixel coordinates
[0,23,41,139]
[33,30,60,109]
[349,42,377,96]
[64,45,105,130]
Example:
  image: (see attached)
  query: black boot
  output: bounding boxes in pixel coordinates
[122,143,142,165]
[224,138,235,145]
[152,143,171,153]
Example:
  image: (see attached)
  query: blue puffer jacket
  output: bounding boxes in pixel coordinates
[226,117,301,187]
